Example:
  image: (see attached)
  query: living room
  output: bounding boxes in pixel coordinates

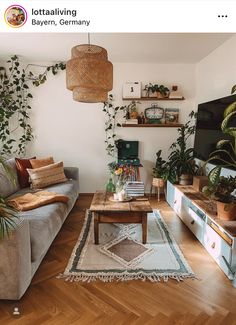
[0,31,236,324]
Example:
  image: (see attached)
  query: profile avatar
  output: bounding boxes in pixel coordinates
[5,5,27,28]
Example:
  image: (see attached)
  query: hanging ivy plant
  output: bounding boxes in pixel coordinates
[0,55,66,156]
[103,94,126,157]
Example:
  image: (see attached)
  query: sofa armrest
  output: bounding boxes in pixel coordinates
[0,218,31,300]
[64,167,79,181]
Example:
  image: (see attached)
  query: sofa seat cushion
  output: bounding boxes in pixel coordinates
[8,180,79,262]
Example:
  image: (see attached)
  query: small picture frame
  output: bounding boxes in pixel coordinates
[165,108,179,124]
[123,82,141,99]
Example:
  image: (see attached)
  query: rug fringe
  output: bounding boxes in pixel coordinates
[57,272,197,283]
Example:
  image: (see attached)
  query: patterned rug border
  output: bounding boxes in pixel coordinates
[58,209,197,283]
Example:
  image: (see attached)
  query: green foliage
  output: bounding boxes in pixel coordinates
[204,92,236,180]
[202,174,236,204]
[167,111,197,182]
[144,83,169,96]
[153,150,166,178]
[0,56,66,156]
[231,84,236,94]
[103,94,126,157]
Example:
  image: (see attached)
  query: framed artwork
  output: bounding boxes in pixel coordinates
[165,108,179,124]
[123,82,141,98]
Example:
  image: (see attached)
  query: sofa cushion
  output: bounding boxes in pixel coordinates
[8,179,79,262]
[27,161,67,189]
[0,158,20,198]
[15,157,36,188]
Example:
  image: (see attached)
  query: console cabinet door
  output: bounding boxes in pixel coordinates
[166,181,175,209]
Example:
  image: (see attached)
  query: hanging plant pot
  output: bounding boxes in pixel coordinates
[216,201,236,221]
[179,174,193,185]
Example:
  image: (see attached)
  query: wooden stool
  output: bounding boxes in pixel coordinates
[150,177,165,202]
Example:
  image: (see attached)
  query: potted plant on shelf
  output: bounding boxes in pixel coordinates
[168,112,197,185]
[127,100,140,119]
[157,85,169,99]
[202,168,236,220]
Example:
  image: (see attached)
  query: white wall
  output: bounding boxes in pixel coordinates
[196,35,236,103]
[29,62,196,192]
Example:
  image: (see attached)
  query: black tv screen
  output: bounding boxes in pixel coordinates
[194,94,236,161]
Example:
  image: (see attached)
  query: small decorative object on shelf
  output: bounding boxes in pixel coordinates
[126,100,140,119]
[123,82,141,99]
[143,83,169,98]
[169,85,183,99]
[165,108,179,124]
[145,104,164,124]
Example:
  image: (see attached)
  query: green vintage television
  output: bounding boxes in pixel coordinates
[116,139,138,158]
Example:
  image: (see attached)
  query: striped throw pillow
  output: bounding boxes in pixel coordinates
[27,161,67,189]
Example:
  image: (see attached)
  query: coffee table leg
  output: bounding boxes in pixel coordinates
[94,212,99,245]
[142,213,147,244]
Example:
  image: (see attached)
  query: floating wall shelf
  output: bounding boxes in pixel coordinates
[122,97,185,101]
[122,123,183,128]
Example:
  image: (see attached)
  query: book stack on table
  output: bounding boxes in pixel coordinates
[126,181,145,197]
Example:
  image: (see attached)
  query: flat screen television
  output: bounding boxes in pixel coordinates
[194,94,236,161]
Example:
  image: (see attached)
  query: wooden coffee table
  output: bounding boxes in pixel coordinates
[90,191,152,245]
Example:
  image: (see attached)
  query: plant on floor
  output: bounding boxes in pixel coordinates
[168,111,197,184]
[204,87,236,180]
[202,168,236,220]
[0,156,18,239]
[153,150,166,178]
[0,55,66,156]
[103,94,126,156]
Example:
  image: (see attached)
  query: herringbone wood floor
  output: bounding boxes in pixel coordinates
[1,194,236,325]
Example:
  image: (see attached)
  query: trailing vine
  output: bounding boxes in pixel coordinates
[0,55,66,156]
[103,94,126,156]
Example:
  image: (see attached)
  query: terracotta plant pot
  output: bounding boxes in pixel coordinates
[179,174,193,185]
[216,201,236,221]
[156,92,164,99]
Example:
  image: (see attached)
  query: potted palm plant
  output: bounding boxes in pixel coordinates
[202,168,236,220]
[168,112,197,185]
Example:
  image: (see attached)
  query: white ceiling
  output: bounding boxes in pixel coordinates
[0,33,234,63]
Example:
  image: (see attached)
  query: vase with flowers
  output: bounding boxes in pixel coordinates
[108,163,135,201]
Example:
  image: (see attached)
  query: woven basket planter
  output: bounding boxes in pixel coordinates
[66,44,113,103]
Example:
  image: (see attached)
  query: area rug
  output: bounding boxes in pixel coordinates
[58,209,196,283]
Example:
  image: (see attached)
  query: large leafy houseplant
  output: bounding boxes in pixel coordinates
[205,86,236,179]
[168,112,197,184]
[0,157,18,239]
[202,168,236,220]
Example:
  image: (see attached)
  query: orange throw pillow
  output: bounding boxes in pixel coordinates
[30,156,54,169]
[15,157,36,188]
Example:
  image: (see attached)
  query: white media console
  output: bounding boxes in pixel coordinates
[167,181,236,284]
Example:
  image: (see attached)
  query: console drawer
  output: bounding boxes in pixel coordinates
[203,224,232,277]
[181,207,205,244]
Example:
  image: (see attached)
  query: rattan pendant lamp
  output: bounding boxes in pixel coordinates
[66,34,113,103]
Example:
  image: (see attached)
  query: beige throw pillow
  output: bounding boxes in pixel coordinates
[27,161,67,189]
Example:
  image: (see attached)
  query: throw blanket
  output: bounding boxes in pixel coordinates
[8,190,69,211]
